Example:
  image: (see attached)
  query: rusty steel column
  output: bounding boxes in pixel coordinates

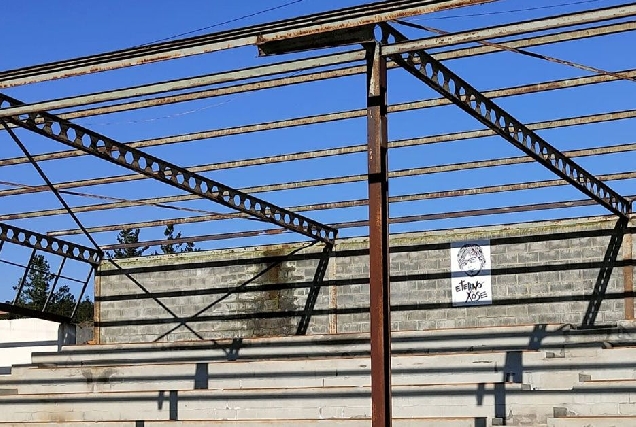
[366,41,392,427]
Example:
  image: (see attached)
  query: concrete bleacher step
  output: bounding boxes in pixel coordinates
[548,416,636,426]
[11,345,636,395]
[0,419,487,427]
[35,323,629,367]
[0,383,524,423]
[3,353,513,394]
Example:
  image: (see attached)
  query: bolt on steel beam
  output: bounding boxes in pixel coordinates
[0,222,101,265]
[379,24,631,219]
[0,93,337,244]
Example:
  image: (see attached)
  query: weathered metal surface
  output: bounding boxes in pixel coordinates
[258,25,375,56]
[382,3,636,57]
[0,93,337,244]
[1,119,101,252]
[0,51,367,119]
[101,194,636,250]
[0,17,626,134]
[382,24,630,218]
[12,248,38,304]
[47,170,636,238]
[366,43,392,427]
[0,222,101,265]
[2,107,633,203]
[0,0,493,89]
[2,10,634,120]
[3,53,635,172]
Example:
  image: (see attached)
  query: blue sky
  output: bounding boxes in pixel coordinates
[0,0,635,302]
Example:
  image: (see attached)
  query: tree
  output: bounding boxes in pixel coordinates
[158,224,198,254]
[110,228,149,259]
[12,254,93,322]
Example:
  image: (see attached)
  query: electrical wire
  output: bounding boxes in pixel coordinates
[404,0,605,22]
[137,0,308,47]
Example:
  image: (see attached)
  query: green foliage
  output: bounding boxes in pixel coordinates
[110,228,149,259]
[158,224,199,254]
[12,254,94,322]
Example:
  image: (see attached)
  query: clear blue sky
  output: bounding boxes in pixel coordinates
[0,0,634,302]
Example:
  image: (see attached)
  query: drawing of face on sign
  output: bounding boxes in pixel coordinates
[457,243,486,277]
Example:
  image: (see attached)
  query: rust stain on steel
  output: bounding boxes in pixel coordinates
[624,233,634,320]
[92,195,631,250]
[366,43,392,427]
[257,0,494,43]
[2,64,635,171]
[3,21,633,166]
[4,18,630,132]
[4,107,635,201]
[45,169,636,237]
[0,0,493,88]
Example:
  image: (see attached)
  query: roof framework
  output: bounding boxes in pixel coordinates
[0,0,634,422]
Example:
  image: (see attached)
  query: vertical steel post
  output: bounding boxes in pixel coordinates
[366,41,392,427]
[43,257,66,311]
[13,248,38,305]
[71,266,96,320]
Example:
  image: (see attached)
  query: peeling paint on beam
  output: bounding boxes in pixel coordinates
[0,0,494,88]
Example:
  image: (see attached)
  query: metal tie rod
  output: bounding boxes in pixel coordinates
[380,24,631,219]
[0,93,337,244]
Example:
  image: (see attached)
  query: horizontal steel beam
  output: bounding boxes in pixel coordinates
[381,2,636,57]
[0,222,101,265]
[381,24,630,218]
[2,4,634,118]
[99,193,635,251]
[47,169,636,238]
[2,106,633,200]
[0,0,493,89]
[0,93,337,244]
[11,18,628,131]
[3,18,633,168]
[0,51,367,119]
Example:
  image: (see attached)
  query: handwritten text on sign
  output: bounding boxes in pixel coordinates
[450,240,492,307]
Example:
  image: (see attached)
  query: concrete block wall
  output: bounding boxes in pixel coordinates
[96,215,634,344]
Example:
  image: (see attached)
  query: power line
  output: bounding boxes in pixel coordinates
[138,0,308,47]
[405,0,605,22]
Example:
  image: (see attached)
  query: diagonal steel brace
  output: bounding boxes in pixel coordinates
[379,24,631,219]
[0,222,101,265]
[0,93,337,244]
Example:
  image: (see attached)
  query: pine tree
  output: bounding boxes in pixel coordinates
[111,228,149,258]
[159,224,197,254]
[12,254,92,320]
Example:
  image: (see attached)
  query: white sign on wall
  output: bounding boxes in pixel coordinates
[450,239,492,307]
